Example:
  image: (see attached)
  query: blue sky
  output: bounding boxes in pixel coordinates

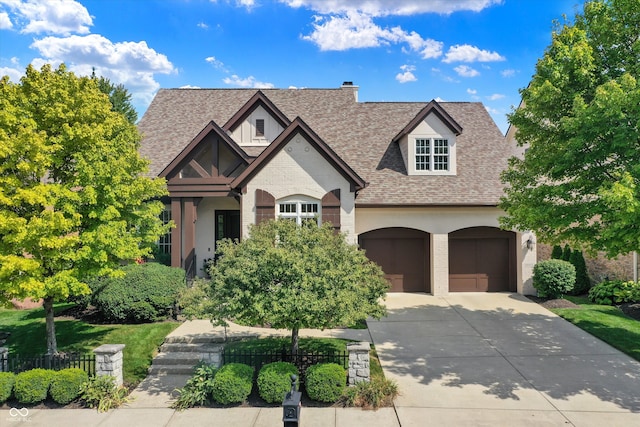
[0,0,586,133]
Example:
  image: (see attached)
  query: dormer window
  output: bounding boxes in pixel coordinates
[415,138,449,172]
[255,119,265,137]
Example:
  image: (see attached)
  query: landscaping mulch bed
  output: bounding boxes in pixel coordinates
[619,303,640,321]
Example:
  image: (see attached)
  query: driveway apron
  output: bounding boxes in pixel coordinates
[367,293,640,426]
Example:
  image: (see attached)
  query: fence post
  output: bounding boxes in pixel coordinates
[0,347,7,372]
[94,344,125,386]
[347,341,370,385]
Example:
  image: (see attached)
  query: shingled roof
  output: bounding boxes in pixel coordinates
[137,87,508,206]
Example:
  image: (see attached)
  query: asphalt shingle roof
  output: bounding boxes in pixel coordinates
[138,87,508,206]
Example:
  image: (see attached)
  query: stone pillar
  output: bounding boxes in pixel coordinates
[94,344,125,386]
[431,233,449,296]
[0,347,8,372]
[347,341,370,385]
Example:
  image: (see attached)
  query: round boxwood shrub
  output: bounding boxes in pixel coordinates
[211,363,254,405]
[49,368,89,404]
[91,263,186,323]
[14,369,55,404]
[532,259,576,299]
[257,362,298,404]
[0,372,15,403]
[305,363,346,403]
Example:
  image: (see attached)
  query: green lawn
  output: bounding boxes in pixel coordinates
[550,296,640,361]
[0,304,180,387]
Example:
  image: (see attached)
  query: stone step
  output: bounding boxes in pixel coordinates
[148,364,197,375]
[153,352,205,365]
[159,343,224,353]
[163,333,259,344]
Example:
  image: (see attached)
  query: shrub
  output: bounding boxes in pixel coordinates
[568,250,591,295]
[79,375,130,412]
[0,372,15,403]
[550,245,563,259]
[532,259,576,299]
[91,263,185,323]
[588,280,640,305]
[340,378,399,409]
[49,368,89,405]
[257,362,298,404]
[305,363,346,403]
[14,369,55,404]
[172,362,218,410]
[562,244,572,261]
[211,363,253,405]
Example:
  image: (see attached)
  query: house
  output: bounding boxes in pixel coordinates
[137,83,536,296]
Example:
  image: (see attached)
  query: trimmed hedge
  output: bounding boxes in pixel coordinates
[50,368,89,404]
[533,259,576,299]
[305,363,346,403]
[257,362,298,404]
[0,372,15,403]
[211,363,253,405]
[91,263,186,323]
[14,369,55,404]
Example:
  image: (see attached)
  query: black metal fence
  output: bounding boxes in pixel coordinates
[0,352,96,376]
[222,348,348,384]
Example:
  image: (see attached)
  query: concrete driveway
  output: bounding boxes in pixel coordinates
[367,293,640,426]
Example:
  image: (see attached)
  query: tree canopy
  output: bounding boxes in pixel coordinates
[500,0,640,257]
[0,64,168,354]
[197,219,388,353]
[92,70,138,124]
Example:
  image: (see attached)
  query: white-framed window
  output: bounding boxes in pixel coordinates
[414,138,450,172]
[158,207,171,254]
[277,197,320,225]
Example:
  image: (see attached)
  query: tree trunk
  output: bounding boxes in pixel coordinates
[43,297,58,356]
[291,327,299,355]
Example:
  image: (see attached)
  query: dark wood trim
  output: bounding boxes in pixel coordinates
[255,189,275,224]
[392,100,463,144]
[355,203,498,208]
[321,189,341,231]
[231,117,367,192]
[222,90,291,132]
[188,159,211,178]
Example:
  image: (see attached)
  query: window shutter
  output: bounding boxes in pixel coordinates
[255,119,265,137]
[255,189,275,224]
[321,189,341,231]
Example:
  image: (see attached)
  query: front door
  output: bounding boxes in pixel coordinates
[215,210,241,248]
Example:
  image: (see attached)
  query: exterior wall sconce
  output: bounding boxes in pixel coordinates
[526,233,536,250]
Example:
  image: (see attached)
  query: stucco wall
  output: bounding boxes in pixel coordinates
[242,132,357,243]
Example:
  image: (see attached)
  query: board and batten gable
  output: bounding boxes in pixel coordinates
[230,104,285,146]
[241,131,357,242]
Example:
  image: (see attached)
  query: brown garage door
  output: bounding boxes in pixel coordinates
[358,228,430,293]
[449,227,516,292]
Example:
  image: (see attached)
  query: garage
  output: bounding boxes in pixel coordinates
[449,227,516,292]
[358,228,430,293]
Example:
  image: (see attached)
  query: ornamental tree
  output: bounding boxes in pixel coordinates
[500,0,640,257]
[203,219,388,354]
[0,64,168,354]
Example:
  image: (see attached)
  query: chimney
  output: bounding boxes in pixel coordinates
[341,81,358,102]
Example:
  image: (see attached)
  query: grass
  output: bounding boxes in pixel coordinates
[550,295,640,361]
[0,304,179,387]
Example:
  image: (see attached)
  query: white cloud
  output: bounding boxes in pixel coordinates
[280,0,502,16]
[454,65,479,77]
[205,56,226,71]
[0,66,23,82]
[197,22,209,29]
[487,93,505,100]
[223,74,274,88]
[501,68,516,77]
[396,64,417,83]
[466,88,477,95]
[485,105,500,115]
[434,96,445,102]
[302,11,442,58]
[443,44,505,63]
[29,34,175,105]
[0,11,12,29]
[1,0,93,35]
[180,85,201,89]
[209,0,256,10]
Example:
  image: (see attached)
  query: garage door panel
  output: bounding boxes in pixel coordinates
[359,229,430,293]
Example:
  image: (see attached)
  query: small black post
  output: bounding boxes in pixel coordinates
[282,374,301,427]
